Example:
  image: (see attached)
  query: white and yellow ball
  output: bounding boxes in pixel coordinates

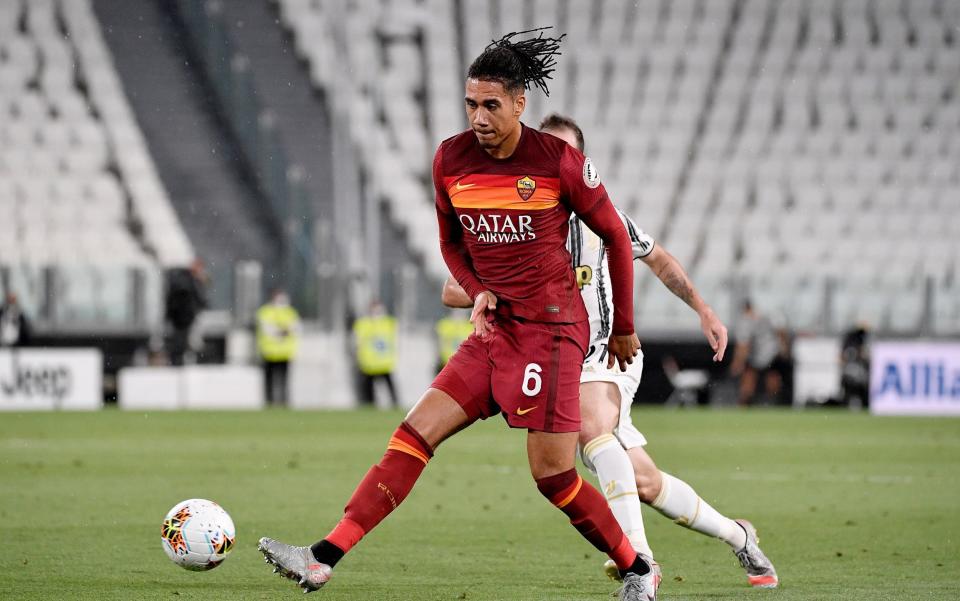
[161,499,236,571]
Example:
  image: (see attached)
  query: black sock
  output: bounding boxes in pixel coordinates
[310,539,345,567]
[619,554,651,579]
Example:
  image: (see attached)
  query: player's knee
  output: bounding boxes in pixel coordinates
[529,456,574,480]
[527,430,578,479]
[534,467,579,502]
[404,388,471,448]
[528,445,576,480]
[578,386,621,446]
[578,414,608,446]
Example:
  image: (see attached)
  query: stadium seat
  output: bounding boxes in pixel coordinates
[0,0,182,330]
[258,0,960,335]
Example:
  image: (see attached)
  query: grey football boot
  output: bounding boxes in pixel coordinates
[615,555,660,601]
[733,519,779,588]
[258,537,333,593]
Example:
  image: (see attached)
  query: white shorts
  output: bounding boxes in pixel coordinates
[579,343,648,454]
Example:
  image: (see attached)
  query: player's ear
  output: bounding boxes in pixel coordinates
[513,92,525,117]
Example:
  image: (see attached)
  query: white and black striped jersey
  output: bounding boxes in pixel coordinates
[567,210,654,346]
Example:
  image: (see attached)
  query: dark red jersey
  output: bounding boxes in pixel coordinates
[434,124,635,334]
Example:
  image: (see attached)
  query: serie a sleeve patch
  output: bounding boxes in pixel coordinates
[582,157,601,189]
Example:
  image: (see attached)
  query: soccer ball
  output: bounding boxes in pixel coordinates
[161,499,236,571]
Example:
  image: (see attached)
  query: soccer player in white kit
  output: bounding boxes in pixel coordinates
[442,114,778,594]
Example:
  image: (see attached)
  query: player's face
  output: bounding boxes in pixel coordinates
[464,78,525,151]
[542,126,581,151]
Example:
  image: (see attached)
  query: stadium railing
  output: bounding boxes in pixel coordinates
[175,0,318,315]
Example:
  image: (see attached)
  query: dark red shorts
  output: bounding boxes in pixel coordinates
[430,317,589,433]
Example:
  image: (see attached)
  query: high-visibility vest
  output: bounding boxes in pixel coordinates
[354,315,397,375]
[256,304,300,362]
[435,317,473,366]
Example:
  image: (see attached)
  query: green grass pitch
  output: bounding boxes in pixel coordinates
[1,408,958,600]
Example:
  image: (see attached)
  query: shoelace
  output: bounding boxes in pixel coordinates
[611,574,650,599]
[735,544,766,572]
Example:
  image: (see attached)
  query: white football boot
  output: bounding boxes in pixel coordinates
[733,519,779,588]
[614,554,660,601]
[259,537,333,593]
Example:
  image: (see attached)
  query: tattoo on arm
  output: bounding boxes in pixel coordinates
[659,265,696,307]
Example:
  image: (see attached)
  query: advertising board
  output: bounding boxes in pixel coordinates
[870,342,960,416]
[0,348,103,411]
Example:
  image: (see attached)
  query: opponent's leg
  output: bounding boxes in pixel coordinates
[628,446,778,588]
[260,388,473,592]
[580,382,653,559]
[528,430,656,599]
[627,446,744,548]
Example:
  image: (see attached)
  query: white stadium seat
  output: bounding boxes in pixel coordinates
[0,0,183,329]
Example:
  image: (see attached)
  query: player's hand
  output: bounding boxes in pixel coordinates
[470,290,498,338]
[607,333,641,371]
[699,307,728,362]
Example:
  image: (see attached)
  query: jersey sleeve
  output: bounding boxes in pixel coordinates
[434,145,485,301]
[617,209,656,259]
[559,145,635,335]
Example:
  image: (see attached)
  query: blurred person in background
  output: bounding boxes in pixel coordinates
[164,258,209,366]
[352,300,398,407]
[730,300,782,406]
[770,326,794,405]
[839,322,871,409]
[433,305,473,374]
[0,292,31,348]
[257,289,301,406]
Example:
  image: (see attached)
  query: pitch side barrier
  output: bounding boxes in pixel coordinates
[118,330,355,410]
[0,348,103,411]
[118,365,265,410]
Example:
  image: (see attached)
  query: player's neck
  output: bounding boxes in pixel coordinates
[484,123,523,159]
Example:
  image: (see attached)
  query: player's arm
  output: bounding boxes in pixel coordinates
[641,245,728,362]
[560,146,639,371]
[433,146,497,336]
[437,214,498,335]
[441,276,473,308]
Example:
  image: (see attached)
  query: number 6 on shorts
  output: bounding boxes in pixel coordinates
[522,363,542,397]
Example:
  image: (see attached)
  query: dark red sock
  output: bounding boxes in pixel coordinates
[318,422,433,558]
[536,468,637,570]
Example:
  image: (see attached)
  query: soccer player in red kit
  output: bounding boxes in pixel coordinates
[258,29,655,600]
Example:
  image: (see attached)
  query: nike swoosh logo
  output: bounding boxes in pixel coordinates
[516,406,538,416]
[455,182,476,190]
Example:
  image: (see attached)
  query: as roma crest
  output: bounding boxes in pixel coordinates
[516,176,536,201]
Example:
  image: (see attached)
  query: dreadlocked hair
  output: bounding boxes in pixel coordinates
[467,27,565,96]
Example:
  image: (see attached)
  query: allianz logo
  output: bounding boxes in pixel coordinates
[459,213,537,243]
[874,361,960,399]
